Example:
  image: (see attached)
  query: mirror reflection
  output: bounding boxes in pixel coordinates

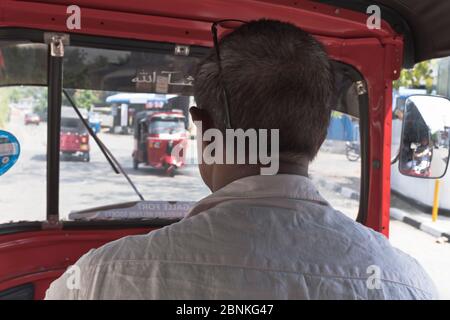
[399,95,450,178]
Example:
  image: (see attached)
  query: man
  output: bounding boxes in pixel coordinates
[46,19,437,299]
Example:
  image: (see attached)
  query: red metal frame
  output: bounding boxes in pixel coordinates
[0,0,404,298]
[0,228,156,299]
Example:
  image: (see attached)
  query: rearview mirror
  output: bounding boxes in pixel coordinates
[399,95,450,178]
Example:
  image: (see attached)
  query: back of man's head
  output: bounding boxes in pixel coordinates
[194,19,334,161]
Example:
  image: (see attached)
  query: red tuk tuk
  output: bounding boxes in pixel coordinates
[1,0,450,300]
[60,106,90,162]
[24,112,40,125]
[133,111,187,176]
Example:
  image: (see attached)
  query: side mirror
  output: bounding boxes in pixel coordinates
[399,95,450,178]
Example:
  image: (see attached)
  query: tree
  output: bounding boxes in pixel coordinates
[393,60,435,93]
[33,88,48,115]
[70,89,101,110]
[7,86,47,114]
[0,88,12,128]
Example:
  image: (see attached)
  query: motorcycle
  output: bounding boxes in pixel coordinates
[345,141,360,162]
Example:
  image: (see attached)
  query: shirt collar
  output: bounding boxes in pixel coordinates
[186,174,328,218]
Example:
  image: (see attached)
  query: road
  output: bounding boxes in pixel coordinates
[1,108,449,299]
[0,109,209,222]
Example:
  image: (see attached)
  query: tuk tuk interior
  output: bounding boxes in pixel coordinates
[0,0,449,300]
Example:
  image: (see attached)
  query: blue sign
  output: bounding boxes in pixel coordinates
[0,130,20,176]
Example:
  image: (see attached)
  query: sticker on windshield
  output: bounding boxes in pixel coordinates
[0,130,20,176]
[155,75,169,93]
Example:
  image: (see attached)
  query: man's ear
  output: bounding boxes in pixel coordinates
[189,106,214,131]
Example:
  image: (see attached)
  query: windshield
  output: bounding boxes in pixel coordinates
[61,118,85,130]
[149,118,185,134]
[0,42,47,85]
[0,38,361,226]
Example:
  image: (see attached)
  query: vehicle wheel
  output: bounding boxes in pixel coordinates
[83,153,90,162]
[133,159,139,170]
[166,165,176,177]
[346,147,360,162]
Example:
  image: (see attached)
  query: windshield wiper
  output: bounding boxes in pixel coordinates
[63,89,145,201]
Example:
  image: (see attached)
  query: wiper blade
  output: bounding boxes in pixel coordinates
[63,90,119,174]
[63,89,145,201]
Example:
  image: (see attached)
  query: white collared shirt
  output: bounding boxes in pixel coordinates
[45,174,438,299]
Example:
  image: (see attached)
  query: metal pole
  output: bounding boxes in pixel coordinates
[44,33,68,226]
[432,179,440,222]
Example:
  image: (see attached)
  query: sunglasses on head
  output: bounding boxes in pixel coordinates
[211,19,247,129]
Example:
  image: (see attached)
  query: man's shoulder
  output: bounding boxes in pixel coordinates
[340,218,438,298]
[45,227,176,299]
[75,216,209,269]
[77,226,175,268]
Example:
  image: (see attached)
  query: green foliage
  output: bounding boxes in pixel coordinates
[0,88,11,128]
[393,60,435,92]
[331,111,343,118]
[7,86,47,114]
[69,90,101,111]
[32,88,48,114]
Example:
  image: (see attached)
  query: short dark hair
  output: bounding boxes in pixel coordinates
[194,19,334,160]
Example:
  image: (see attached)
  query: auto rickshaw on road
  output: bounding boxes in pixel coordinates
[1,0,450,300]
[60,106,90,162]
[133,111,187,176]
[24,112,40,125]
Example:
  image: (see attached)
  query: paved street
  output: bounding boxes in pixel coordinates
[0,108,210,222]
[390,219,450,299]
[1,108,449,298]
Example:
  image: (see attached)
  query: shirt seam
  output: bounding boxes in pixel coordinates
[188,196,329,217]
[234,195,326,204]
[80,258,433,296]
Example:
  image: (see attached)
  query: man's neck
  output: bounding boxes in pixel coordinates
[210,161,309,192]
